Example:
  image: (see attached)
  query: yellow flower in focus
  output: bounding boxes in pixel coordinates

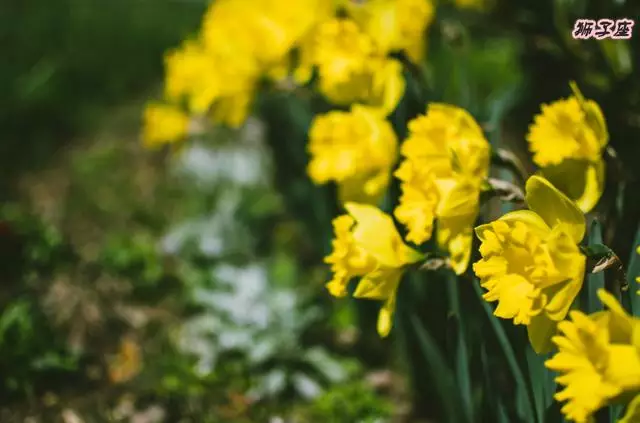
[394,104,490,274]
[296,17,406,115]
[545,289,640,423]
[142,103,190,148]
[526,83,609,213]
[324,203,424,337]
[345,0,435,63]
[307,105,398,205]
[473,175,588,354]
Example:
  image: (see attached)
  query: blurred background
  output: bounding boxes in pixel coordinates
[1,0,639,422]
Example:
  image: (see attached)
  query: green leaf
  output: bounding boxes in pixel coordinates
[472,281,535,423]
[626,224,640,317]
[599,39,633,78]
[580,220,606,314]
[410,313,469,423]
[480,342,511,423]
[525,347,556,423]
[446,274,473,422]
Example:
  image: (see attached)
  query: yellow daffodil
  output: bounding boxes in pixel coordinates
[157,0,334,130]
[296,17,406,116]
[545,289,640,423]
[142,103,191,148]
[163,39,258,128]
[307,105,398,205]
[324,203,424,337]
[473,175,587,354]
[394,104,490,274]
[345,0,435,63]
[201,0,331,72]
[526,83,609,213]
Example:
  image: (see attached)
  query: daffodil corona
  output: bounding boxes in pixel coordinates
[307,105,398,205]
[473,175,587,354]
[545,289,640,423]
[324,203,424,337]
[526,83,609,213]
[394,104,490,275]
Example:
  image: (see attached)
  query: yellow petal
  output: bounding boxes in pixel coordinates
[498,210,551,237]
[597,288,635,343]
[525,175,586,244]
[435,178,479,218]
[377,291,398,338]
[438,214,474,275]
[606,344,640,391]
[538,159,605,214]
[345,202,422,267]
[569,81,609,148]
[528,312,558,354]
[543,254,585,321]
[353,268,402,300]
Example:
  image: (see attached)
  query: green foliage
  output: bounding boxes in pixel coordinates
[0,0,205,195]
[298,380,394,423]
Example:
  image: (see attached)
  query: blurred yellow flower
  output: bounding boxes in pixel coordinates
[108,336,143,384]
[296,17,406,115]
[526,83,609,213]
[324,203,424,337]
[201,0,332,72]
[142,103,190,148]
[153,0,334,132]
[163,39,258,128]
[345,0,435,63]
[307,105,398,205]
[394,104,490,274]
[473,175,587,354]
[545,289,640,423]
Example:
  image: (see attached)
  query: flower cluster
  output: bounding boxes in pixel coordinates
[142,2,640,421]
[143,0,435,148]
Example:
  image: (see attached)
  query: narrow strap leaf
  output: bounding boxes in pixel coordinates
[472,281,536,423]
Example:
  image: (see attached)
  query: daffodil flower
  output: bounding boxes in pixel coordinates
[324,203,424,337]
[307,104,398,205]
[295,17,406,116]
[345,0,435,64]
[473,175,587,354]
[526,82,609,213]
[545,289,640,423]
[394,104,490,275]
[142,103,191,148]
